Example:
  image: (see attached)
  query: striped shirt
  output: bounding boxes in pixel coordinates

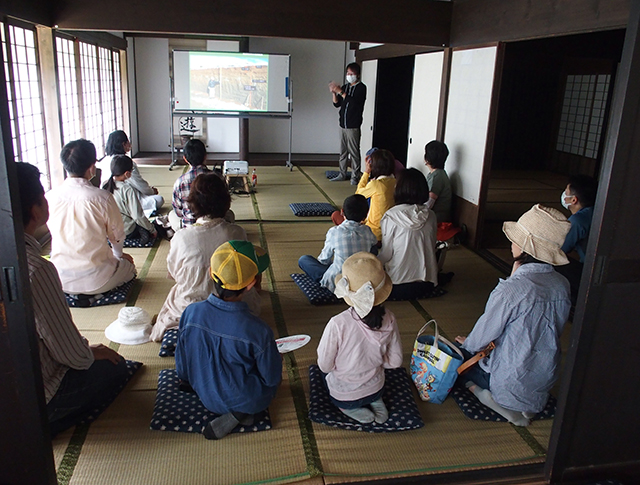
[462,263,570,413]
[25,233,94,402]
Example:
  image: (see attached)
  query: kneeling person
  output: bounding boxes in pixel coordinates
[175,241,282,440]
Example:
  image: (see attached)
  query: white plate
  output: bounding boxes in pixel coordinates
[276,334,311,353]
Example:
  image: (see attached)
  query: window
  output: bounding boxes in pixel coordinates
[1,22,50,189]
[55,35,125,157]
[56,36,81,143]
[556,74,611,159]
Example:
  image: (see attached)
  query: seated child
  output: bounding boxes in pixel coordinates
[169,138,234,231]
[151,173,260,341]
[99,130,164,217]
[424,140,452,224]
[298,194,377,292]
[378,168,439,300]
[317,252,402,423]
[102,155,158,245]
[355,149,397,240]
[175,241,282,440]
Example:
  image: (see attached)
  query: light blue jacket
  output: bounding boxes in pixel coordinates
[463,263,571,413]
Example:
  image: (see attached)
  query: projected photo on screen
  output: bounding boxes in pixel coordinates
[173,51,290,114]
[190,53,268,111]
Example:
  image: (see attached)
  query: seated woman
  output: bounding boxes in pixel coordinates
[103,155,157,245]
[99,130,164,217]
[455,204,572,426]
[151,172,260,341]
[354,149,397,241]
[378,168,438,300]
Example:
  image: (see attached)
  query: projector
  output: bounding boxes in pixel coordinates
[223,160,249,175]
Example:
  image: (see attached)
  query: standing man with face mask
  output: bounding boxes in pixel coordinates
[329,62,367,185]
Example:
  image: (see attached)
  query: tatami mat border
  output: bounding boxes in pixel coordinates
[57,238,161,485]
[408,300,548,458]
[321,456,545,482]
[54,166,555,484]
[252,192,324,478]
[296,165,339,208]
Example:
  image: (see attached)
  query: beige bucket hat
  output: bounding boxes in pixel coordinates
[334,252,393,317]
[502,204,571,266]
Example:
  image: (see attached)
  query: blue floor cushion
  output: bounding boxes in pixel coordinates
[308,364,424,432]
[159,328,178,357]
[150,369,272,435]
[325,170,352,179]
[451,381,557,422]
[289,202,336,217]
[65,278,136,308]
[291,273,340,305]
[123,235,156,248]
[78,360,143,425]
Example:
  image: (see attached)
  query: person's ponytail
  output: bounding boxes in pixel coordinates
[102,155,133,194]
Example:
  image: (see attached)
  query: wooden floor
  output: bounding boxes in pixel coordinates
[50,165,572,485]
[481,170,569,266]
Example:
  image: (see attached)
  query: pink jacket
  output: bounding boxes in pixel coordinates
[317,308,403,402]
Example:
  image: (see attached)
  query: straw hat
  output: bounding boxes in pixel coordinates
[105,307,152,345]
[502,204,571,266]
[334,252,392,314]
[210,240,270,291]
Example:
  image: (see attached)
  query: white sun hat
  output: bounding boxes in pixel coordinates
[502,204,571,266]
[105,307,152,345]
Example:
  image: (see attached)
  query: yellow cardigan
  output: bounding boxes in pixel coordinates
[356,173,396,240]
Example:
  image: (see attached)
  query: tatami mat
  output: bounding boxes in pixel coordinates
[54,165,557,485]
[68,388,311,485]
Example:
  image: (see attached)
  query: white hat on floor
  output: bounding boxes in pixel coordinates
[105,307,152,345]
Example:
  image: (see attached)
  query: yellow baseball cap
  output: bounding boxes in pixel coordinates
[210,240,270,291]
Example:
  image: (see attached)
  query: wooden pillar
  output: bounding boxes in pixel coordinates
[239,117,249,161]
[0,39,57,485]
[546,0,640,481]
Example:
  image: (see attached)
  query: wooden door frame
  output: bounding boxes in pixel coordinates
[0,42,57,484]
[546,1,640,481]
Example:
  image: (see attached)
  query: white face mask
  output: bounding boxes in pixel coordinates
[560,191,572,210]
[346,74,357,84]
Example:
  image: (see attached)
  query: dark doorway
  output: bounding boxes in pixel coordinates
[480,30,625,269]
[372,55,414,165]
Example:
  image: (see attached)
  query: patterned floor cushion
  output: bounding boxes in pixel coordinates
[289,202,336,217]
[450,381,557,422]
[65,278,136,308]
[78,360,143,425]
[291,273,340,305]
[308,364,424,432]
[123,235,156,248]
[150,369,272,435]
[159,328,178,357]
[325,170,352,179]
